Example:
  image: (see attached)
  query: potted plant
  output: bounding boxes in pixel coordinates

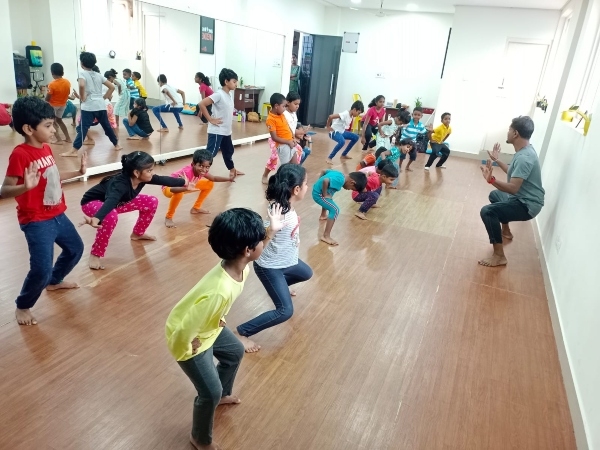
[415,97,422,108]
[239,77,244,88]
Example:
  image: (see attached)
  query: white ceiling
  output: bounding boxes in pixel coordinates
[321,0,568,14]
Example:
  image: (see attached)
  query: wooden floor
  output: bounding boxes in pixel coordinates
[0,130,575,449]
[0,114,267,176]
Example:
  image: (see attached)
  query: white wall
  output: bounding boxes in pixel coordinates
[535,0,600,447]
[435,6,559,154]
[8,0,32,55]
[0,0,16,102]
[331,10,453,113]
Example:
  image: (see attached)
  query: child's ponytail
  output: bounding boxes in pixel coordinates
[368,95,385,108]
[265,164,306,214]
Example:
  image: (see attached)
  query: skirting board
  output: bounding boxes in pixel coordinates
[532,219,589,449]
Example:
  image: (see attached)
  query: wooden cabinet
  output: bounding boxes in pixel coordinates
[234,88,264,113]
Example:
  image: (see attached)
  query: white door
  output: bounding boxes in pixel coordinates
[484,42,549,154]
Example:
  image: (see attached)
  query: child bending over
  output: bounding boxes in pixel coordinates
[80,151,192,270]
[1,97,86,325]
[166,207,272,450]
[356,146,387,171]
[399,107,433,171]
[353,159,398,220]
[376,138,414,189]
[236,164,313,352]
[163,149,235,228]
[312,169,367,246]
[325,100,364,164]
[425,112,452,170]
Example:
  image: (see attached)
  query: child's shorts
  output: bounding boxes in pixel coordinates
[312,191,339,220]
[53,105,66,118]
[277,144,296,164]
[399,147,417,161]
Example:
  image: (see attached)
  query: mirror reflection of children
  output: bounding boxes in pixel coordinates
[325,100,364,164]
[46,62,72,145]
[194,72,213,124]
[425,112,452,170]
[79,151,193,270]
[399,107,433,171]
[353,159,399,220]
[166,208,269,450]
[112,69,130,129]
[312,169,367,246]
[163,149,235,228]
[123,98,154,140]
[153,74,186,131]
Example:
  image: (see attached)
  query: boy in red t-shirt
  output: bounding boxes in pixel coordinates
[1,97,86,326]
[352,159,398,220]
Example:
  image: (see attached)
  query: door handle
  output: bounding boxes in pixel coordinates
[330,74,334,95]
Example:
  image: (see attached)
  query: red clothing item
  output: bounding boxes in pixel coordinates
[5,143,66,224]
[199,83,214,97]
[0,103,11,126]
[352,172,381,199]
[362,106,385,126]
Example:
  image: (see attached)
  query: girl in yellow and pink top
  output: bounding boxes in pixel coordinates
[163,149,234,228]
[360,95,386,151]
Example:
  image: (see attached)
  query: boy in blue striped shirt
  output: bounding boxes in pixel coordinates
[399,107,432,171]
[123,69,139,109]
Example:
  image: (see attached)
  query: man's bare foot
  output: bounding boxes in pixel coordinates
[130,233,157,241]
[89,255,105,270]
[127,136,141,140]
[190,434,221,450]
[114,145,123,151]
[191,208,210,215]
[157,128,169,132]
[326,159,333,165]
[83,139,95,145]
[60,150,79,157]
[355,212,368,220]
[238,335,261,353]
[16,308,37,326]
[219,395,241,405]
[319,214,328,221]
[46,281,79,291]
[320,236,339,246]
[340,155,352,160]
[478,254,508,267]
[165,218,177,228]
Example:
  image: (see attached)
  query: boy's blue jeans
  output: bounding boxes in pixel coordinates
[328,131,359,159]
[16,213,84,309]
[122,118,150,137]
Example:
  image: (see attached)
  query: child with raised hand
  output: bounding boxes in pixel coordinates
[325,100,364,164]
[79,151,193,270]
[236,164,313,353]
[123,98,154,140]
[353,159,398,220]
[360,95,386,151]
[425,112,452,170]
[153,74,186,131]
[46,62,72,145]
[163,149,235,228]
[200,68,244,178]
[261,93,301,183]
[313,169,367,246]
[166,207,270,450]
[1,97,86,326]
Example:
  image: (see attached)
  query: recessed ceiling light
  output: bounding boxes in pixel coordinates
[350,0,361,4]
[407,3,418,10]
[350,7,358,10]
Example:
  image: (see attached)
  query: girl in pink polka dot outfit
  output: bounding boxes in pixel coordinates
[80,151,195,269]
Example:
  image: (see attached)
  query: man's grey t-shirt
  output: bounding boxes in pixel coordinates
[79,70,107,112]
[207,89,233,136]
[507,144,545,217]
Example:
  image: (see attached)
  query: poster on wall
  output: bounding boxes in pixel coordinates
[200,16,215,54]
[342,32,359,53]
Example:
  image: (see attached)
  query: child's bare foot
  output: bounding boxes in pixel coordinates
[141,136,150,140]
[60,150,79,157]
[478,254,508,267]
[158,128,169,132]
[502,225,513,240]
[406,167,413,172]
[234,169,245,176]
[290,290,297,296]
[53,140,64,145]
[114,145,123,151]
[262,176,268,184]
[165,218,177,228]
[319,214,328,221]
[16,308,37,326]
[372,204,381,208]
[354,212,368,220]
[191,208,210,214]
[83,138,95,145]
[219,395,241,405]
[64,139,72,143]
[387,186,398,190]
[326,158,334,165]
[320,236,339,246]
[130,233,157,241]
[178,126,184,130]
[46,281,79,291]
[127,136,141,140]
[89,255,105,270]
[238,335,261,353]
[190,434,221,450]
[340,155,352,160]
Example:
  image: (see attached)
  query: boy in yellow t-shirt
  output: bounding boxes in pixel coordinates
[425,112,452,170]
[132,72,147,98]
[166,206,283,450]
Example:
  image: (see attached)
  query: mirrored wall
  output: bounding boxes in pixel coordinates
[72,0,284,173]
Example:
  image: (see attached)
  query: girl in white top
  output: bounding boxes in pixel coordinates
[152,74,186,131]
[236,164,313,352]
